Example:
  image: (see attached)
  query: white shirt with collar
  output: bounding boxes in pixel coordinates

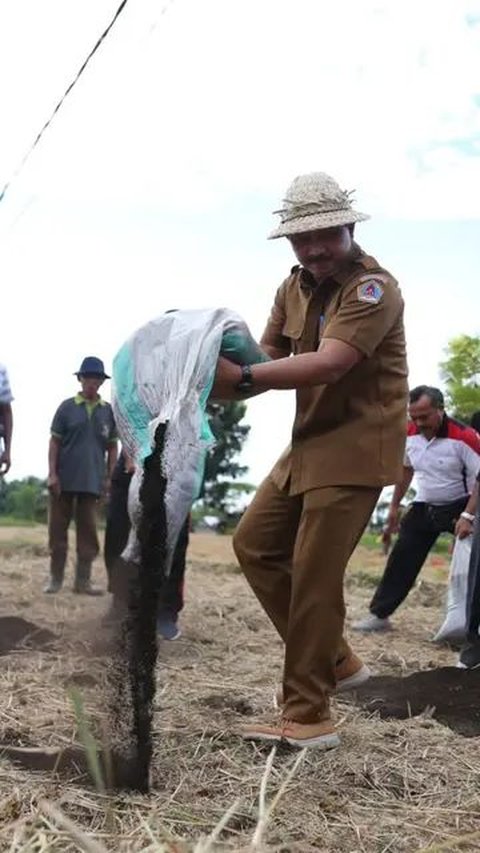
[405,416,480,505]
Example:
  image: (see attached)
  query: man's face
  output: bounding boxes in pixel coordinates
[288,226,353,282]
[409,395,443,439]
[79,375,104,400]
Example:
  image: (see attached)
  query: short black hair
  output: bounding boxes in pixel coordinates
[470,411,480,433]
[409,385,444,408]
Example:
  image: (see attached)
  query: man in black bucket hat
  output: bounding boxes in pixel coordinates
[45,356,118,594]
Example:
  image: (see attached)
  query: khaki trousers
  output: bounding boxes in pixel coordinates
[48,492,99,583]
[233,476,380,722]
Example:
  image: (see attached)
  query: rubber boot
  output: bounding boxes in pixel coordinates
[44,562,64,594]
[73,560,104,596]
[43,576,63,594]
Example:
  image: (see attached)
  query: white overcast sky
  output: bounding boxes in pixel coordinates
[1,0,480,485]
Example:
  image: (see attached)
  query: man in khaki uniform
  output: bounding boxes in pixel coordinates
[212,172,408,749]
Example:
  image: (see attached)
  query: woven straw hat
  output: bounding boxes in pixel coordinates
[268,172,369,239]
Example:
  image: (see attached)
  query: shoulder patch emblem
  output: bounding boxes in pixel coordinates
[357,279,384,304]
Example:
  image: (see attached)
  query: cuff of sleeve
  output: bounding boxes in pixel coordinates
[321,331,370,358]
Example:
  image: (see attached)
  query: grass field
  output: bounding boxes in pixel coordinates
[0,527,479,852]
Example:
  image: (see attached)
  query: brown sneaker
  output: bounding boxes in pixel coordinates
[274,652,371,708]
[242,717,340,749]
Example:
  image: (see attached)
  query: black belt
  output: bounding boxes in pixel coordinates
[422,497,468,532]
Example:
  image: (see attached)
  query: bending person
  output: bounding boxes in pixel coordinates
[354,387,480,632]
[105,450,189,640]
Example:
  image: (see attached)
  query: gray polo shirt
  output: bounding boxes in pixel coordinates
[51,395,117,495]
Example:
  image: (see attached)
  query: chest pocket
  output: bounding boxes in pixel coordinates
[280,279,341,353]
[280,278,310,343]
[282,303,307,353]
[282,314,303,346]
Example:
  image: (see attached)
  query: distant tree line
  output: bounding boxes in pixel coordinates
[0,477,48,522]
[440,334,480,422]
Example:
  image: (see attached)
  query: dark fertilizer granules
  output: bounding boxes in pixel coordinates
[105,423,168,791]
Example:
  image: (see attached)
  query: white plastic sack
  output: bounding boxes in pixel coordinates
[112,308,269,571]
[433,535,472,643]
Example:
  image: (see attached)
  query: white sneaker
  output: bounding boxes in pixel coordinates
[352,614,392,632]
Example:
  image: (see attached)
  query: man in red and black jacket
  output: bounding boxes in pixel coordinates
[354,386,480,632]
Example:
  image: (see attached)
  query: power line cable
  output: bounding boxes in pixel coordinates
[0,0,130,204]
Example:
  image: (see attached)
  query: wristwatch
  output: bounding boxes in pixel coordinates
[235,364,254,393]
[460,511,475,522]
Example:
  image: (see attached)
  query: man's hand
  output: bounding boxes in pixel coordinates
[455,484,478,540]
[47,473,61,497]
[455,516,474,540]
[0,450,10,475]
[384,505,400,535]
[382,505,400,551]
[210,357,243,400]
[214,357,242,385]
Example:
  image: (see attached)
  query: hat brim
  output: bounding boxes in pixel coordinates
[268,209,370,240]
[74,371,110,380]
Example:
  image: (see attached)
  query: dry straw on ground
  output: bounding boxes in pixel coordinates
[1,529,480,851]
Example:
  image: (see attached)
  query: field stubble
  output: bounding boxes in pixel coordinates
[0,528,479,852]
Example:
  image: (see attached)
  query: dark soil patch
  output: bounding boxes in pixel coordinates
[0,616,57,655]
[0,744,90,776]
[349,667,480,737]
[0,743,151,789]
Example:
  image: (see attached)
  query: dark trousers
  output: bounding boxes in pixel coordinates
[466,514,480,641]
[49,492,99,582]
[104,467,188,616]
[370,499,467,619]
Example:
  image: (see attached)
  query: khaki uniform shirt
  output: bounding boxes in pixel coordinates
[261,244,408,494]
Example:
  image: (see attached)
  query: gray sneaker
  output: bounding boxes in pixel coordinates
[157,616,181,641]
[352,614,392,632]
